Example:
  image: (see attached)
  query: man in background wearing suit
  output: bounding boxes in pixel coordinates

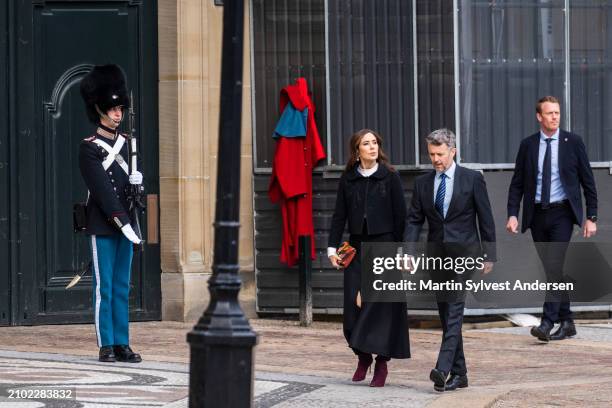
[405,129,496,392]
[507,96,598,342]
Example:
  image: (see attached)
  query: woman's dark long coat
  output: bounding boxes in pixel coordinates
[328,163,410,359]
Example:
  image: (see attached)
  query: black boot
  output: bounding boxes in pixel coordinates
[430,368,447,392]
[550,320,577,340]
[99,346,116,362]
[113,345,142,363]
[445,373,468,391]
[530,320,553,342]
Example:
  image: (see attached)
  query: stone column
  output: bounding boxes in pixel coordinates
[158,0,254,322]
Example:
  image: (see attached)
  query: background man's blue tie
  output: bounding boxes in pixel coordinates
[435,173,447,217]
[541,138,552,206]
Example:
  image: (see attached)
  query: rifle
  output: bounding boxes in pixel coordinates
[126,90,146,250]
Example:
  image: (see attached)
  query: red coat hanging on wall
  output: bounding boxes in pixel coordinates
[268,78,326,266]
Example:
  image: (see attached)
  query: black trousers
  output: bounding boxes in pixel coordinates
[435,301,466,376]
[530,204,574,324]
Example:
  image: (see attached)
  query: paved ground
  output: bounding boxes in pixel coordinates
[0,318,612,407]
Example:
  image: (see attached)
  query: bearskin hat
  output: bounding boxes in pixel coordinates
[80,64,129,124]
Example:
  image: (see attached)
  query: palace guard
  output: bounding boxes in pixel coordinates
[79,64,143,363]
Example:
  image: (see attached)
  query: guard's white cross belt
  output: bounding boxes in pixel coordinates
[92,136,130,175]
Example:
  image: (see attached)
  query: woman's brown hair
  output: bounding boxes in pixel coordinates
[344,129,394,173]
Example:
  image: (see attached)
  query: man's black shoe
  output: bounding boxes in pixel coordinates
[430,368,447,392]
[113,345,142,363]
[530,322,553,342]
[445,374,468,391]
[550,320,577,341]
[99,346,116,362]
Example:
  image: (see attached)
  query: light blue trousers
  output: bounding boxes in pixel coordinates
[90,234,133,347]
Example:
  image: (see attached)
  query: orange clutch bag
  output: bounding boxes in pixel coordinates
[336,241,356,267]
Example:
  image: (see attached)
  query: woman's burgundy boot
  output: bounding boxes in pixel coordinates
[369,358,388,387]
[352,353,373,382]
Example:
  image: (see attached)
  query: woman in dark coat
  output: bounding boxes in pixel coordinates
[328,129,410,387]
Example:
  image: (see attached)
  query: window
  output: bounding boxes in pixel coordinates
[251,0,611,171]
[570,1,612,161]
[251,0,327,169]
[458,0,566,164]
[417,0,455,164]
[252,0,455,170]
[327,0,415,166]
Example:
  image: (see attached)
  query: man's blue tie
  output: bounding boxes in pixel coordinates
[541,138,552,206]
[435,173,447,217]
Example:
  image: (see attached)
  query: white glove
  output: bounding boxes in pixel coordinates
[129,170,143,185]
[121,224,142,244]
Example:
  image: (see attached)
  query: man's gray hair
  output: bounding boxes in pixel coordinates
[426,128,456,148]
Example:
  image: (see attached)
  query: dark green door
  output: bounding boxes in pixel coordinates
[10,0,160,325]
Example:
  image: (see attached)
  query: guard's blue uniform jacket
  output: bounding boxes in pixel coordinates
[78,124,141,348]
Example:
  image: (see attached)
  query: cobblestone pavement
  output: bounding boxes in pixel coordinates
[0,350,189,407]
[475,322,612,407]
[0,319,611,407]
[0,350,435,408]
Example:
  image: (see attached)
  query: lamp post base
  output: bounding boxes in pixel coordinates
[188,330,257,408]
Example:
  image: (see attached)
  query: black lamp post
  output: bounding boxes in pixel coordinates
[187,0,257,407]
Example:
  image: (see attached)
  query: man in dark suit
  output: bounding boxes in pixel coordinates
[507,96,598,342]
[405,128,496,392]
